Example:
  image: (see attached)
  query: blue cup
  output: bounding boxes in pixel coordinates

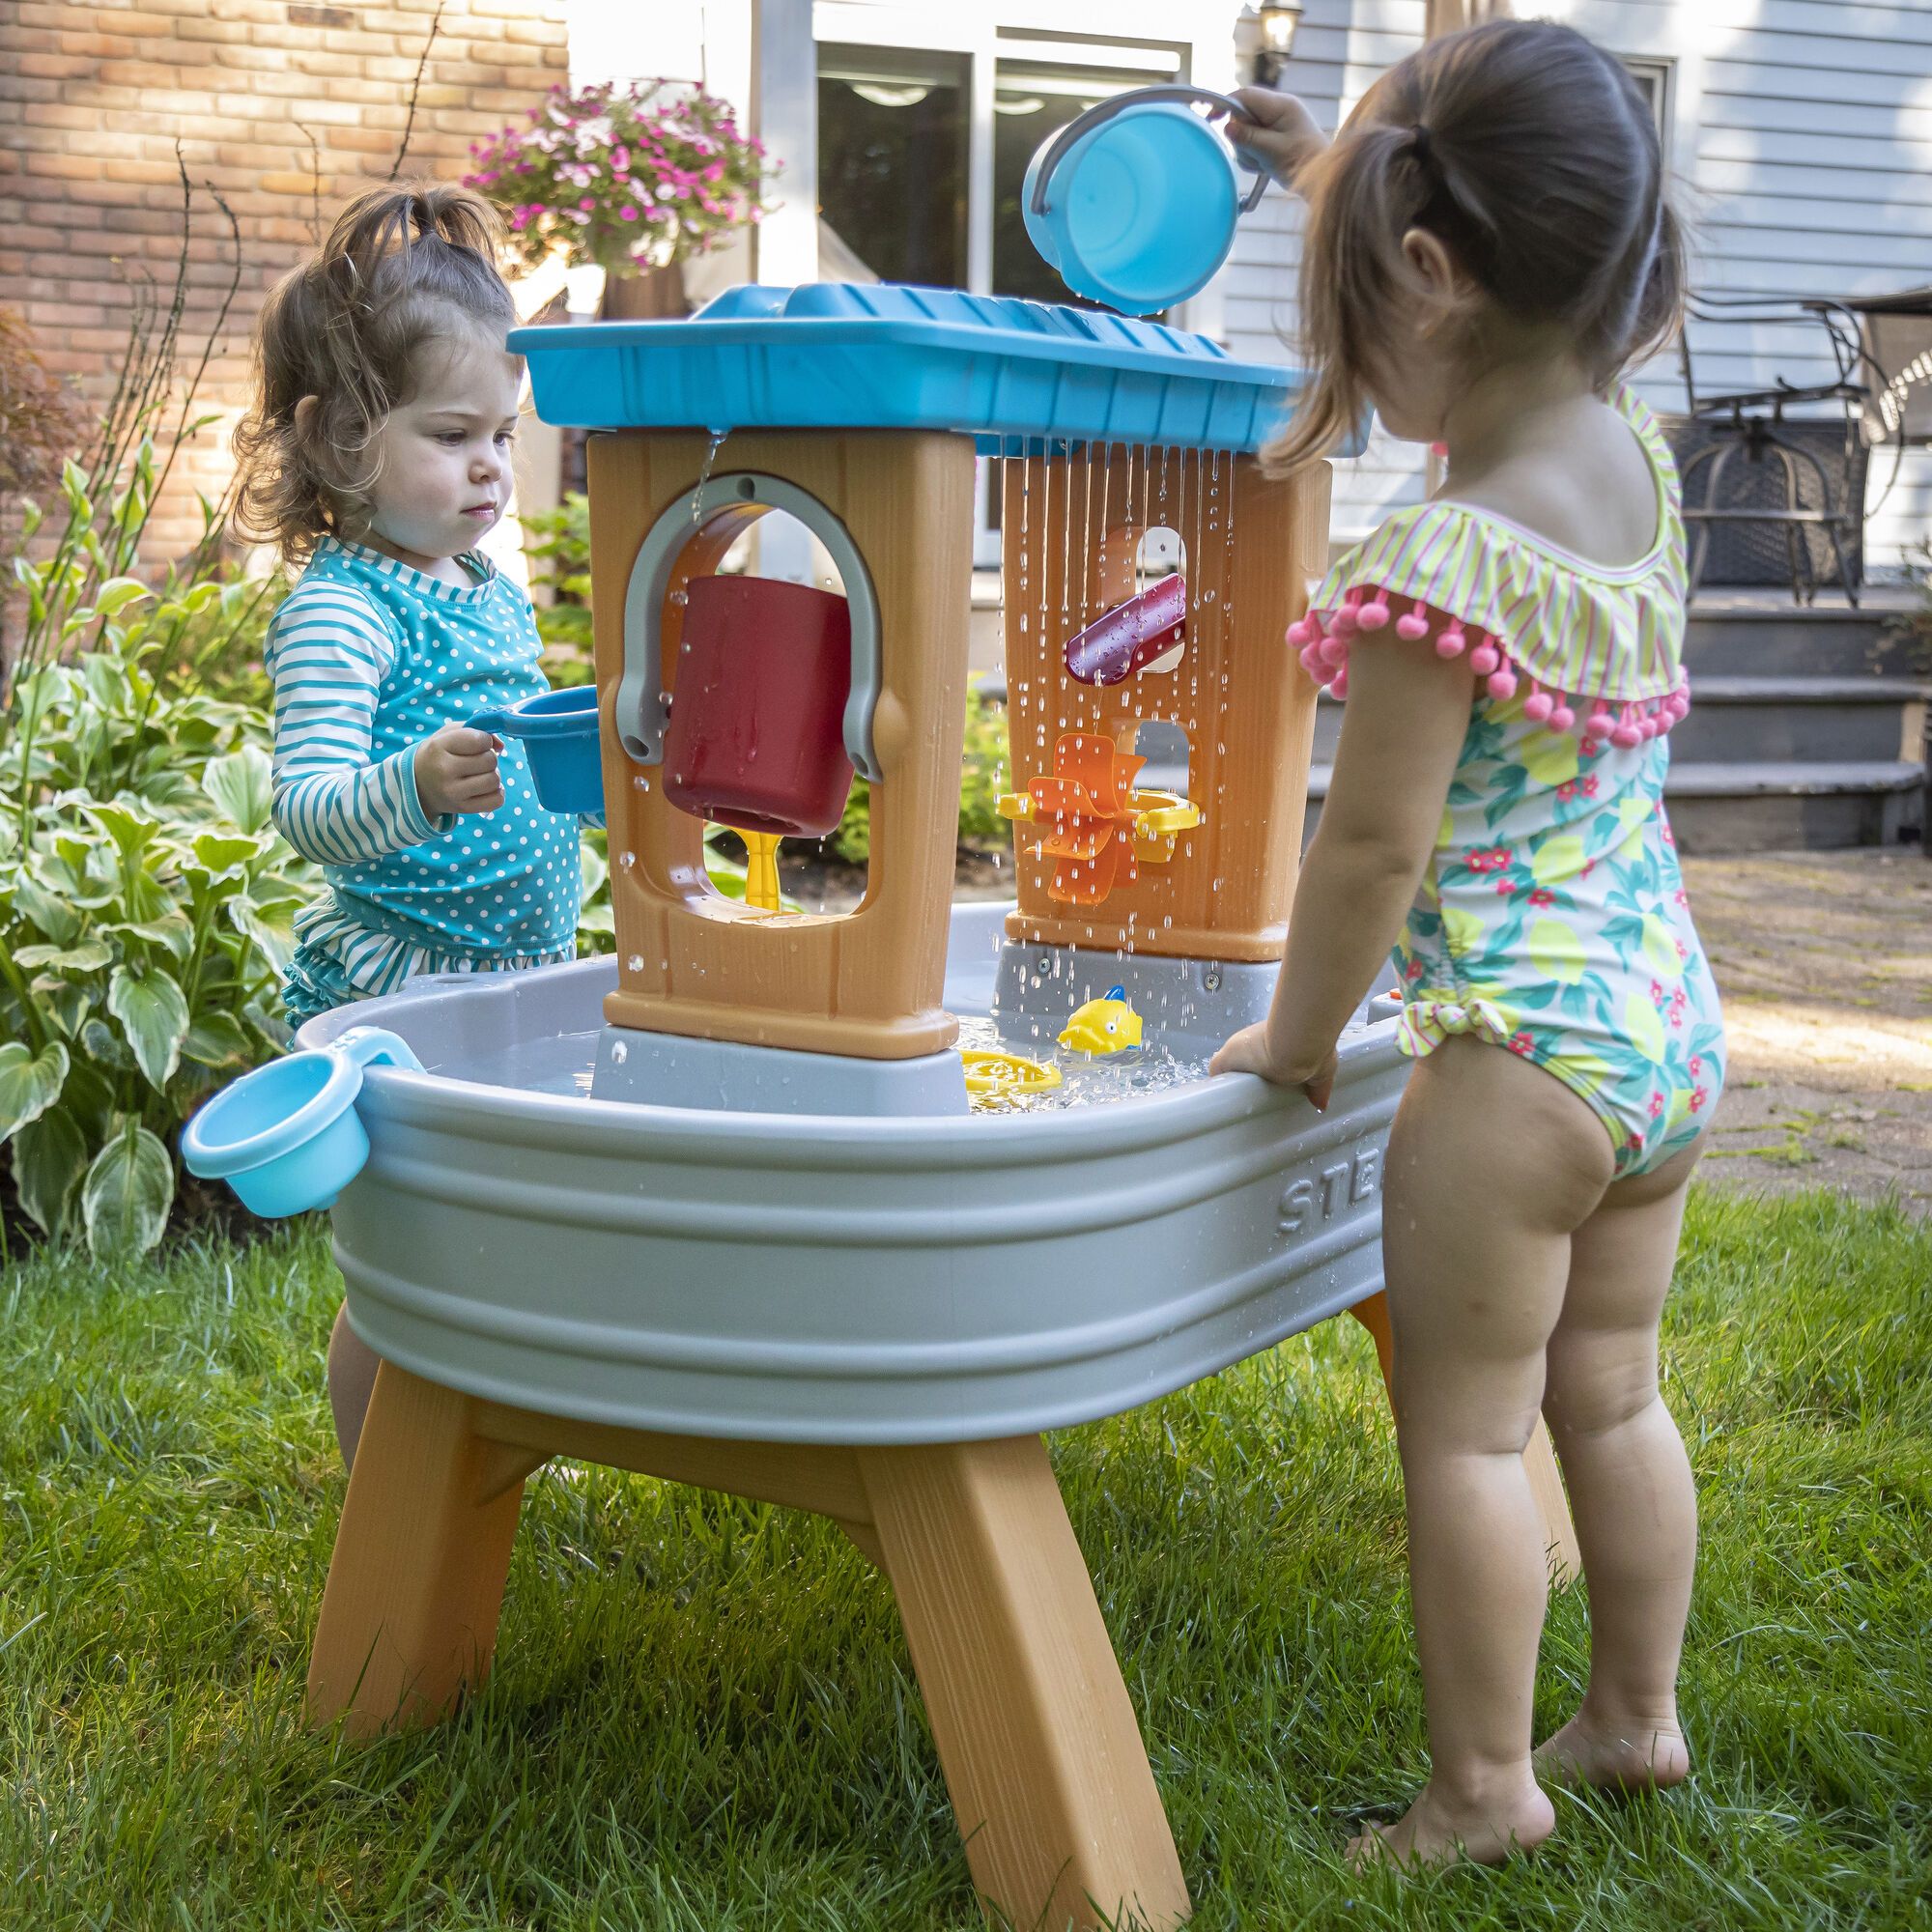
[1022,86,1268,317]
[182,1026,422,1217]
[468,684,604,815]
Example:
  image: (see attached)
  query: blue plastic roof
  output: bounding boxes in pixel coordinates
[511,281,1312,454]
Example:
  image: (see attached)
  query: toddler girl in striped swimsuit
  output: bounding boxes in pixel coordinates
[1216,20,1724,1873]
[234,184,584,1466]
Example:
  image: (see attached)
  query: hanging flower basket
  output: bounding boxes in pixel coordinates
[466,81,777,283]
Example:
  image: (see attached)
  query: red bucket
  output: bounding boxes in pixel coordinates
[663,574,855,838]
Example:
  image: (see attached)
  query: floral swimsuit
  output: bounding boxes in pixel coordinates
[1294,387,1725,1178]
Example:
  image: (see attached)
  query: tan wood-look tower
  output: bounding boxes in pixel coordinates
[1001,447,1331,962]
[586,428,976,1058]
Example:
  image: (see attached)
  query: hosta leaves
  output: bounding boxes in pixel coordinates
[107,965,189,1090]
[91,577,152,619]
[228,895,299,973]
[182,1010,250,1066]
[104,913,193,961]
[0,1039,69,1141]
[190,831,270,876]
[14,939,113,973]
[81,1121,173,1260]
[81,1018,134,1074]
[11,1105,87,1237]
[85,801,162,867]
[201,746,273,835]
[12,874,79,945]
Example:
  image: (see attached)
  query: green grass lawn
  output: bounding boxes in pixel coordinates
[1,1191,1926,1930]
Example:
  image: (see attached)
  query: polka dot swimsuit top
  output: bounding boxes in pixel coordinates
[266,537,582,966]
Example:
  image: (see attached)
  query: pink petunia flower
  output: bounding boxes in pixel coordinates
[1528,887,1555,906]
[1648,1092,1664,1119]
[1690,1086,1708,1111]
[1508,1032,1535,1057]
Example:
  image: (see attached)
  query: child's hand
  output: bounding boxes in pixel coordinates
[1217,88,1328,185]
[1210,1022,1339,1112]
[414,724,505,818]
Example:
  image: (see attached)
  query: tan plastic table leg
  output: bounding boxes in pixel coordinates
[306,1361,529,1737]
[859,1437,1190,1932]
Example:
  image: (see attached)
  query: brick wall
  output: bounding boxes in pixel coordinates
[0,0,569,560]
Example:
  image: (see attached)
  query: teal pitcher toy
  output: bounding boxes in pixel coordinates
[182,1026,422,1216]
[1022,86,1270,317]
[466,683,603,815]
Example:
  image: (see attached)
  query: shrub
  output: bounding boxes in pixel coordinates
[1,642,311,1260]
[521,491,594,682]
[0,308,92,512]
[830,680,1011,867]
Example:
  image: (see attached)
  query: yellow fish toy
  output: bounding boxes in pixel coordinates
[1058,985,1144,1056]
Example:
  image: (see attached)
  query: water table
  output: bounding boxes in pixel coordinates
[226,282,1577,1930]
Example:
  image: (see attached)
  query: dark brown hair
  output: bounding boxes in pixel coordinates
[233,182,517,563]
[1264,18,1684,476]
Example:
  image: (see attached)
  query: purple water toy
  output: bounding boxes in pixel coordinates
[1065,573,1187,686]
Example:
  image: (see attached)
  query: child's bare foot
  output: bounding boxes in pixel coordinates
[1347,1776,1555,1870]
[1535,1708,1690,1792]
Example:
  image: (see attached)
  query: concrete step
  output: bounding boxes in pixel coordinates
[1297,759,1925,854]
[1673,677,1927,765]
[1683,596,1922,678]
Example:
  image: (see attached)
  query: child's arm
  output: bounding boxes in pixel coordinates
[1212,628,1472,1105]
[268,585,499,864]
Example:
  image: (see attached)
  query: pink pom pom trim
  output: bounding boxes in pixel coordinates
[1357,597,1391,631]
[1469,637,1501,676]
[1396,610,1430,640]
[1286,616,1314,648]
[1523,686,1553,724]
[1486,668,1519,701]
[1435,624,1467,660]
[1319,634,1349,668]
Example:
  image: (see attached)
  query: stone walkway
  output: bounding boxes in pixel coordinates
[1684,847,1932,1213]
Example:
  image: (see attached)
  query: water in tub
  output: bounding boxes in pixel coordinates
[423,1001,1212,1111]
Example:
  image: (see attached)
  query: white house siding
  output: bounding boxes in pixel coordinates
[1217,0,1932,573]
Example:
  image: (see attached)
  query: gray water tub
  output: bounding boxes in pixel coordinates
[302,903,1406,1445]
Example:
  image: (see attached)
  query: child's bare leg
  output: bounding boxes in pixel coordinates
[1536,1138,1702,1791]
[1362,1038,1614,1867]
[327,1301,382,1472]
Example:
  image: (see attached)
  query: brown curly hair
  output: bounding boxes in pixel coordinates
[232,182,518,564]
[1264,19,1684,477]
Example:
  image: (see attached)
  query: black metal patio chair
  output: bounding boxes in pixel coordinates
[1663,293,1878,608]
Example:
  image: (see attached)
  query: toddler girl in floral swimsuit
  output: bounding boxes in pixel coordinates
[1216,19,1725,1871]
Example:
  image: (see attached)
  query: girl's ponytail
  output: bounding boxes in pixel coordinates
[234,182,517,564]
[1261,19,1684,478]
[1263,119,1440,479]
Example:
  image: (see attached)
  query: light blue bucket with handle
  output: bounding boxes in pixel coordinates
[182,1026,422,1217]
[466,684,603,815]
[1022,85,1269,317]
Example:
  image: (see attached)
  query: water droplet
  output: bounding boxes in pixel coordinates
[618,850,636,870]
